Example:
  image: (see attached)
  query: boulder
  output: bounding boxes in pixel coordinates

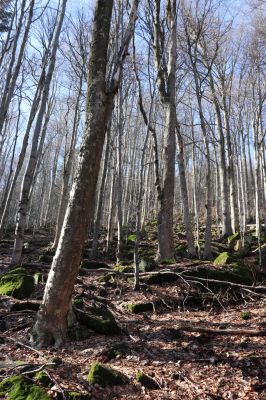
[75,306,121,335]
[136,371,159,389]
[87,362,127,386]
[213,252,232,267]
[0,267,34,299]
[127,302,154,313]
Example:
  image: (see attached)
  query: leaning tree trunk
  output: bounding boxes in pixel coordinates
[32,0,139,347]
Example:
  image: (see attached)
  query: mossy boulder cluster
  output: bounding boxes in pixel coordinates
[87,362,127,386]
[0,267,34,299]
[0,374,90,400]
[0,375,50,400]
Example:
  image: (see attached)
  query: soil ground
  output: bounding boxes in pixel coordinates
[0,230,265,399]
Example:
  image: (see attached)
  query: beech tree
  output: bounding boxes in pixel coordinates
[32,0,139,347]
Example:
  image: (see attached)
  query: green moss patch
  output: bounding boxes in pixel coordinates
[228,232,240,248]
[87,362,127,386]
[34,371,53,387]
[114,264,134,273]
[0,374,50,400]
[161,258,176,265]
[66,392,91,400]
[0,268,34,299]
[73,298,84,309]
[76,306,120,335]
[240,311,251,320]
[136,371,159,389]
[98,273,117,287]
[175,244,187,257]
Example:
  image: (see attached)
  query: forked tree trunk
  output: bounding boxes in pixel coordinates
[32,0,139,347]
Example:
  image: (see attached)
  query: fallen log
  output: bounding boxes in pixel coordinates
[176,324,266,336]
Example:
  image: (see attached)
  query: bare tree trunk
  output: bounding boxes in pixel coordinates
[11,0,67,264]
[32,0,139,347]
[91,123,111,258]
[53,93,81,249]
[154,0,185,260]
[0,0,35,139]
[0,54,48,236]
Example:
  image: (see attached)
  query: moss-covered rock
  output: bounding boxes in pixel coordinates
[0,268,34,299]
[127,302,154,313]
[213,252,232,267]
[87,362,127,386]
[0,374,50,400]
[185,265,253,286]
[136,371,159,389]
[76,306,120,335]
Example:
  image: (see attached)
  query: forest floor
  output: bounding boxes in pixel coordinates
[0,227,265,400]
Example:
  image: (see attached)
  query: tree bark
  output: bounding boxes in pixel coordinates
[32,0,139,347]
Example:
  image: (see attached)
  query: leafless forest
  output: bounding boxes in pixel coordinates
[0,0,265,399]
